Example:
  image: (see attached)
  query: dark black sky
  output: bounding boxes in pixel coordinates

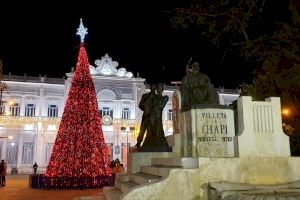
[0,1,291,88]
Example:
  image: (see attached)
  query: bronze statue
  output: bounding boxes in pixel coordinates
[136,83,169,148]
[181,61,219,111]
[135,84,157,147]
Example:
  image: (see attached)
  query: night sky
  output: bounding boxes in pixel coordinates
[0,1,292,89]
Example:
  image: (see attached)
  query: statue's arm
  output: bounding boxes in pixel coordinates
[139,94,146,110]
[161,96,169,108]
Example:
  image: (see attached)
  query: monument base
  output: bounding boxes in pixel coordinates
[130,146,172,153]
[179,107,236,157]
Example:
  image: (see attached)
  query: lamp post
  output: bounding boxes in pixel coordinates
[120,126,135,170]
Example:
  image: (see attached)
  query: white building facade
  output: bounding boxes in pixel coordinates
[0,54,240,173]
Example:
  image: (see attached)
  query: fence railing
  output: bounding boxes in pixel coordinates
[29,174,114,190]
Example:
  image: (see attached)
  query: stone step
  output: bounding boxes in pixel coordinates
[114,179,122,190]
[76,194,107,200]
[77,194,107,200]
[130,172,162,185]
[140,166,172,177]
[151,157,199,168]
[74,191,106,200]
[103,186,122,200]
[115,173,129,182]
[120,181,139,194]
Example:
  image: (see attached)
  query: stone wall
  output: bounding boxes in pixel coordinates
[237,96,290,157]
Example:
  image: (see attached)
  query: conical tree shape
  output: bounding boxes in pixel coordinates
[45,44,110,177]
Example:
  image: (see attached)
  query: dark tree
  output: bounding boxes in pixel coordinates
[169,0,300,155]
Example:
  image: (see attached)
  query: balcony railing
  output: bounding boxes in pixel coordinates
[2,74,66,84]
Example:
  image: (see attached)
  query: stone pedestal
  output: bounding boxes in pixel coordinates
[179,106,236,157]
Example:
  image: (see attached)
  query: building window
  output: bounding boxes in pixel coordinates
[25,104,35,117]
[10,103,20,116]
[48,105,58,117]
[0,104,5,115]
[46,143,54,163]
[167,109,172,120]
[6,143,18,164]
[0,141,3,159]
[100,107,113,118]
[122,108,130,119]
[22,143,34,164]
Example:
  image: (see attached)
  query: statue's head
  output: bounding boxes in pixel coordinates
[156,83,164,95]
[191,62,200,73]
[150,84,156,92]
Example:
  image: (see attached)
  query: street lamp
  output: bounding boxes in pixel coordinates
[120,126,135,170]
[282,108,290,117]
[121,126,135,148]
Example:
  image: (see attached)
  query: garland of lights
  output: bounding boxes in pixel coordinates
[0,116,138,129]
[0,116,60,128]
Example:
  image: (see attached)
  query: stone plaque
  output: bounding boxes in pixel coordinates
[195,108,235,157]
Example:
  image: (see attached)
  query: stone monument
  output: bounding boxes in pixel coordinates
[175,61,236,157]
[106,61,300,200]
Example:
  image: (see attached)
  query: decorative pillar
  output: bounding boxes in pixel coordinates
[37,88,45,117]
[1,140,7,160]
[130,101,135,120]
[20,96,26,116]
[116,100,121,119]
[17,130,23,168]
[34,122,44,166]
[58,98,64,117]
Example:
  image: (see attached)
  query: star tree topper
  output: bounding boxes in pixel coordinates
[76,18,88,43]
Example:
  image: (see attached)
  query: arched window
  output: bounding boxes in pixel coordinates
[97,89,117,118]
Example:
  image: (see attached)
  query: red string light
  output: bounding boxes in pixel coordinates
[45,44,110,178]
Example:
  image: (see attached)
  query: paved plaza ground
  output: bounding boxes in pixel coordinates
[0,175,105,200]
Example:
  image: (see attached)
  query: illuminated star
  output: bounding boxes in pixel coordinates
[76,18,88,43]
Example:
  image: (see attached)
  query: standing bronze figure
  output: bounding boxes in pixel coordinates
[135,84,157,147]
[136,83,169,148]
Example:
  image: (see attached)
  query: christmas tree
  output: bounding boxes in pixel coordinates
[45,19,110,178]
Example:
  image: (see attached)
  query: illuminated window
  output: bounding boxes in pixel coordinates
[122,108,130,119]
[25,104,35,117]
[10,103,20,116]
[48,105,58,117]
[100,107,113,118]
[22,143,34,164]
[6,142,18,164]
[0,104,5,115]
